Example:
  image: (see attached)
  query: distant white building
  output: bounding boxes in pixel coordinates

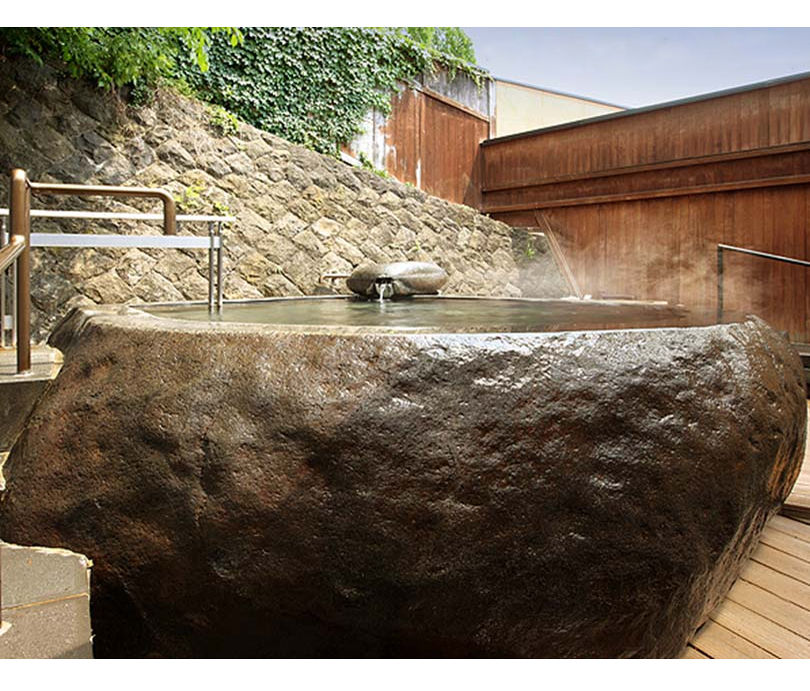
[492,77,624,138]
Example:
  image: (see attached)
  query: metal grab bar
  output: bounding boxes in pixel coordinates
[716,243,810,322]
[28,181,176,235]
[1,218,230,348]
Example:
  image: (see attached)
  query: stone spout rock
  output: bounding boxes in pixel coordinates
[0,305,805,658]
[347,261,448,297]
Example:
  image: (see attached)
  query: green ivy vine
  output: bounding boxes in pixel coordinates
[178,27,488,155]
[0,28,242,90]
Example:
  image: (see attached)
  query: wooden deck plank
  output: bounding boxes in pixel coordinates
[750,542,810,586]
[679,645,711,659]
[768,514,810,543]
[690,618,776,659]
[724,579,810,639]
[783,402,810,519]
[758,528,810,563]
[784,503,810,522]
[709,598,810,658]
[740,559,810,611]
[684,513,810,659]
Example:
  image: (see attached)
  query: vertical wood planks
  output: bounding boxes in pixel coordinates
[482,74,810,340]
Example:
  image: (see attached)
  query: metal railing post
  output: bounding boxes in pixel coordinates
[9,169,31,374]
[216,222,224,312]
[11,262,17,347]
[716,245,724,323]
[208,222,215,313]
[1,216,6,349]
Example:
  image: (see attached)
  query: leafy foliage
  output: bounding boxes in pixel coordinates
[179,27,486,155]
[395,28,477,64]
[0,26,485,157]
[0,27,242,90]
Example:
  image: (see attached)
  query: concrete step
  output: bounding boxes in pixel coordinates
[0,345,62,452]
[0,543,93,658]
[0,345,62,378]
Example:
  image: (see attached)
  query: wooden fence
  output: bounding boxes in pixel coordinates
[346,82,489,207]
[480,72,810,342]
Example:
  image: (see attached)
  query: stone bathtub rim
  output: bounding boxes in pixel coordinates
[65,295,755,340]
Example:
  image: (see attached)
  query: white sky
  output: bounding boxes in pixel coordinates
[462,28,810,108]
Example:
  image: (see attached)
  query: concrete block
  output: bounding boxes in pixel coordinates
[0,596,92,658]
[1,543,91,609]
[1,543,92,659]
[0,344,62,452]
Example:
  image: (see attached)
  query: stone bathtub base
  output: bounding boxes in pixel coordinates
[0,304,805,657]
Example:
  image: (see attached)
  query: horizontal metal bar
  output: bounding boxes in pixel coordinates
[0,208,235,223]
[29,233,221,250]
[717,244,810,268]
[321,272,350,281]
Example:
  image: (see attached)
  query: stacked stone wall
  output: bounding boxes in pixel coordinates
[0,60,567,340]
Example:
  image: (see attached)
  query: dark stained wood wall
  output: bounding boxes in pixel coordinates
[366,86,488,207]
[419,92,487,208]
[480,73,810,341]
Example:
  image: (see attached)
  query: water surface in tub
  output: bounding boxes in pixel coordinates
[144,297,730,333]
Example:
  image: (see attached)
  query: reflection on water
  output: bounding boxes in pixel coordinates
[144,297,733,334]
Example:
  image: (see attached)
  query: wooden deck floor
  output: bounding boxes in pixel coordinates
[683,515,810,658]
[781,405,810,522]
[682,405,810,659]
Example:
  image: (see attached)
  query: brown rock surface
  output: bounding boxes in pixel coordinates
[0,305,805,658]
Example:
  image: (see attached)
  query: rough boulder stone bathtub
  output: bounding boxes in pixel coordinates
[0,297,805,658]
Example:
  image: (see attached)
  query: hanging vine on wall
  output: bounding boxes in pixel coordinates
[178,27,488,156]
[0,27,488,157]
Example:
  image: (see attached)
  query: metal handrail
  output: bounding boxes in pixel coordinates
[1,169,181,374]
[0,209,234,223]
[0,215,232,352]
[0,235,25,272]
[28,181,177,235]
[716,243,810,321]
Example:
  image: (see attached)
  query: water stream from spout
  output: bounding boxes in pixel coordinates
[374,279,392,304]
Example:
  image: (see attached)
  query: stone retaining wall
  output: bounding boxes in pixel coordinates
[0,60,567,340]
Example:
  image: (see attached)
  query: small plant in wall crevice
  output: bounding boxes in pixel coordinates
[358,152,390,179]
[206,104,239,136]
